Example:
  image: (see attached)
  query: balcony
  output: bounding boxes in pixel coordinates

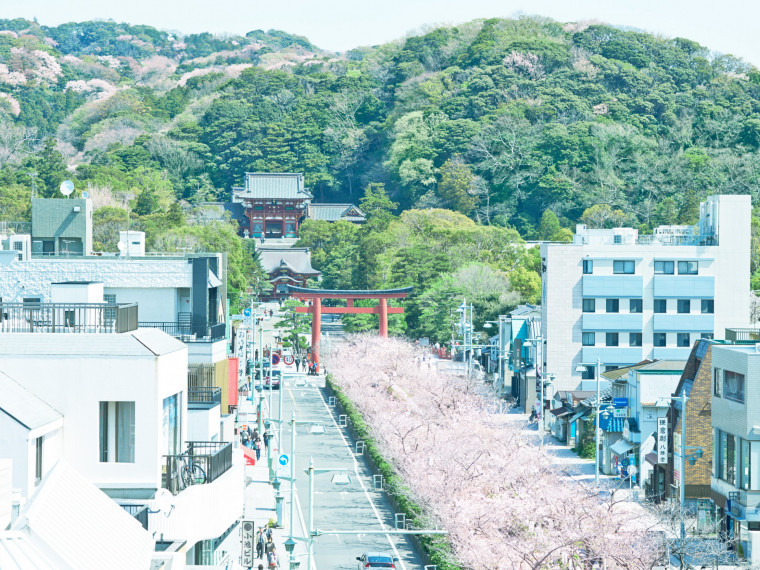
[162,441,233,496]
[139,320,226,342]
[119,503,149,530]
[725,328,760,343]
[0,302,138,333]
[188,386,222,408]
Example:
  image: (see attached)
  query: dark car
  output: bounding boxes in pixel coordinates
[356,552,396,569]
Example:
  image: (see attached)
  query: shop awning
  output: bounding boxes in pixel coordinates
[551,406,571,417]
[567,410,588,423]
[610,439,634,456]
[645,452,659,466]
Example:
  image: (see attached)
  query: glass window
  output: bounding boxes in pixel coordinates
[677,299,690,314]
[720,431,736,486]
[724,371,745,403]
[582,332,595,346]
[629,299,642,313]
[581,365,595,380]
[582,299,595,313]
[654,299,667,313]
[653,333,667,347]
[606,299,619,313]
[629,332,642,347]
[99,401,135,463]
[614,235,622,244]
[583,260,593,274]
[678,260,698,274]
[677,333,691,347]
[654,260,674,274]
[613,260,635,274]
[714,368,722,397]
[701,299,714,314]
[741,439,751,491]
[606,332,619,347]
[162,393,182,456]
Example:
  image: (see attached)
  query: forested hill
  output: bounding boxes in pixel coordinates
[1,16,760,238]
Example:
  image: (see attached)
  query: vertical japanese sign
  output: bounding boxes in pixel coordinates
[657,417,668,464]
[240,520,255,567]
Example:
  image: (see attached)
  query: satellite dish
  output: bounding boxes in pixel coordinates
[117,241,127,254]
[59,180,74,197]
[82,191,90,199]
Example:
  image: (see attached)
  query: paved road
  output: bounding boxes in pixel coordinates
[272,375,425,570]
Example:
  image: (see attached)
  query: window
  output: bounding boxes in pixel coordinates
[629,332,642,347]
[613,260,635,274]
[582,299,595,313]
[629,299,642,313]
[724,371,745,403]
[677,299,691,314]
[677,333,691,347]
[35,436,43,482]
[582,332,595,346]
[719,430,736,485]
[99,401,135,463]
[606,299,619,313]
[162,393,182,456]
[581,365,596,380]
[583,259,593,274]
[613,235,622,244]
[654,261,674,274]
[701,299,714,314]
[714,368,722,397]
[606,332,619,347]
[741,439,752,491]
[653,333,667,347]
[678,260,698,275]
[654,299,667,313]
[701,333,714,340]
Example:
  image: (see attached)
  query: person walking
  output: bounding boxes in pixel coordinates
[264,535,275,556]
[256,527,265,560]
[263,430,270,451]
[267,545,279,569]
[295,356,300,372]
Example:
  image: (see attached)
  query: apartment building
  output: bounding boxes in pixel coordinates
[541,195,750,392]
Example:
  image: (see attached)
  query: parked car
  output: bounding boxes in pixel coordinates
[356,552,397,569]
[264,370,281,390]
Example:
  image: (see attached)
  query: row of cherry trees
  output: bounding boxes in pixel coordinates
[325,335,661,569]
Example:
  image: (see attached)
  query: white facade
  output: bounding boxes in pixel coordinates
[0,330,188,496]
[541,195,750,392]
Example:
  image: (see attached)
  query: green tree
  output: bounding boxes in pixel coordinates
[436,157,478,214]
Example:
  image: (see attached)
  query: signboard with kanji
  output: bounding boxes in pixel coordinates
[657,417,668,464]
[240,520,255,566]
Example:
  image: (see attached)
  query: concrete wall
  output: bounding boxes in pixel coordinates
[188,405,221,442]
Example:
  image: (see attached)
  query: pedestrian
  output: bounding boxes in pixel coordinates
[254,439,261,461]
[256,528,265,559]
[267,546,279,569]
[241,427,250,448]
[295,357,300,372]
[265,535,274,555]
[266,526,273,540]
[263,430,270,450]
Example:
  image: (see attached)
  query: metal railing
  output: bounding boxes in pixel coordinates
[139,320,226,342]
[0,221,31,235]
[120,503,149,530]
[162,441,233,495]
[188,386,222,405]
[0,302,138,333]
[636,234,718,246]
[725,328,760,343]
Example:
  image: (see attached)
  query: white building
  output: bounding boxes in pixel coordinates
[541,194,750,392]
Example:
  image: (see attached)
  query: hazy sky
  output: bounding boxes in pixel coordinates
[4,0,759,66]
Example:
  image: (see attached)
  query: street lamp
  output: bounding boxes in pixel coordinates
[576,358,602,486]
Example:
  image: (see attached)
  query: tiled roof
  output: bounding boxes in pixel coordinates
[238,173,313,200]
[257,247,320,276]
[307,203,366,222]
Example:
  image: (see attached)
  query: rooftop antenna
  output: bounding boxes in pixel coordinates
[60,180,74,198]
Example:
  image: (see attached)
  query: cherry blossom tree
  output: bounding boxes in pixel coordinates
[326,335,662,569]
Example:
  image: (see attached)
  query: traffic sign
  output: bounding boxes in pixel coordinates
[271,353,281,366]
[278,454,289,466]
[283,355,295,366]
[243,308,252,317]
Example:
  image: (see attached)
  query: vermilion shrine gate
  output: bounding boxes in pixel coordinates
[286,285,413,371]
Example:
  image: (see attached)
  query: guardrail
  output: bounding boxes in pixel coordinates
[139,320,226,342]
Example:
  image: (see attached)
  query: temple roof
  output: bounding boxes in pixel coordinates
[257,247,320,277]
[235,173,313,201]
[307,203,366,222]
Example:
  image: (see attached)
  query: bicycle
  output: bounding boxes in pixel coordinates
[177,452,207,490]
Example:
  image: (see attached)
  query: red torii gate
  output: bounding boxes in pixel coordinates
[286,285,413,372]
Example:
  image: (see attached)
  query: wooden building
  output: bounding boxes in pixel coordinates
[232,173,312,239]
[257,247,321,300]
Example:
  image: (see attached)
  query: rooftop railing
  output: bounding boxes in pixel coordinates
[188,386,222,406]
[138,320,226,342]
[162,441,233,496]
[725,328,760,343]
[0,302,138,333]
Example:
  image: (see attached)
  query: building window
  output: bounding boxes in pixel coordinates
[99,401,135,463]
[701,299,714,314]
[677,299,690,314]
[629,299,642,313]
[580,365,595,380]
[701,333,714,340]
[582,332,595,346]
[583,259,593,274]
[629,332,642,347]
[678,260,698,275]
[162,393,182,456]
[677,332,690,347]
[582,299,595,313]
[724,371,745,403]
[35,436,43,482]
[741,438,752,491]
[613,235,622,244]
[654,299,667,313]
[606,299,619,313]
[653,333,667,347]
[719,430,736,485]
[606,332,619,347]
[654,260,674,274]
[613,260,635,274]
[714,368,722,397]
